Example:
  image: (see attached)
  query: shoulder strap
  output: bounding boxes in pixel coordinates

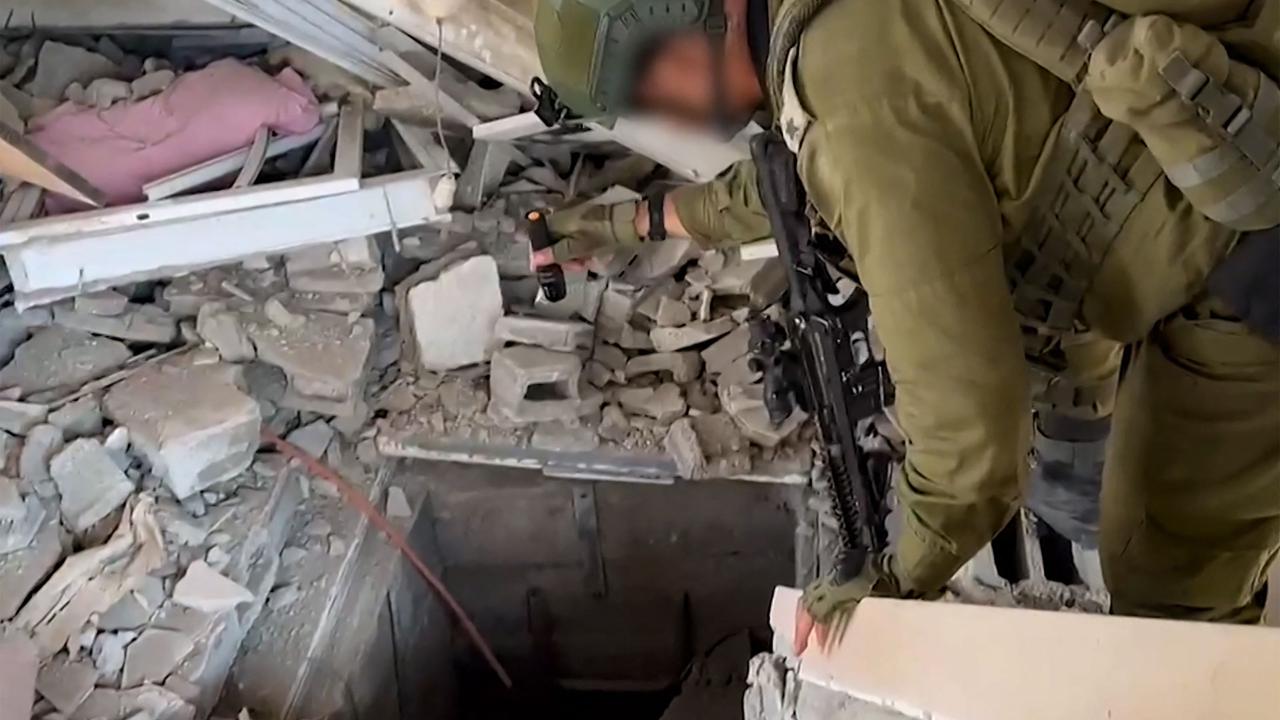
[949,0,1122,86]
[766,0,835,118]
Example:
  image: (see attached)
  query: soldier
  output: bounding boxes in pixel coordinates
[532,0,1280,644]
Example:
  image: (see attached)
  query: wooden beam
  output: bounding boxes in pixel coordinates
[771,588,1280,720]
[333,99,366,179]
[6,171,448,308]
[0,124,106,207]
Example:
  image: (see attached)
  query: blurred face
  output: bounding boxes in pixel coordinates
[631,33,755,130]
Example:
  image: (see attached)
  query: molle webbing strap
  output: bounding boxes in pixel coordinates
[950,0,1120,86]
[1160,53,1280,226]
[765,0,834,118]
[1006,92,1162,334]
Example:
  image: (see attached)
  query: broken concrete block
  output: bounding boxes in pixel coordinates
[51,438,135,533]
[246,309,373,403]
[0,328,132,397]
[494,316,594,353]
[0,308,32,368]
[385,486,412,519]
[710,258,787,308]
[719,383,808,449]
[173,561,254,614]
[583,360,617,388]
[0,635,37,720]
[25,41,119,100]
[598,320,655,350]
[19,423,64,484]
[130,69,175,99]
[0,401,49,436]
[597,404,630,442]
[286,237,385,294]
[626,352,704,383]
[195,305,255,363]
[85,77,132,109]
[47,396,104,438]
[36,655,98,715]
[718,353,763,388]
[122,629,195,689]
[531,422,601,452]
[654,296,693,327]
[0,475,22,521]
[100,577,166,631]
[0,513,61,620]
[650,317,736,352]
[407,256,504,371]
[53,302,178,344]
[0,492,46,556]
[105,363,261,500]
[73,684,196,720]
[596,285,636,327]
[701,324,752,374]
[665,418,707,480]
[487,346,587,425]
[73,290,130,317]
[592,343,628,373]
[286,420,333,459]
[92,630,134,686]
[618,383,686,424]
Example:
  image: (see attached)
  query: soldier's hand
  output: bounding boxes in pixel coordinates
[793,553,903,655]
[541,199,643,263]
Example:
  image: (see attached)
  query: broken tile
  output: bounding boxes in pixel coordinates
[19,423,64,484]
[487,346,586,425]
[51,438,135,533]
[406,256,504,371]
[105,363,261,500]
[121,629,194,689]
[35,655,97,715]
[47,396,104,438]
[617,383,686,424]
[25,41,119,100]
[494,316,594,353]
[195,305,255,363]
[172,561,254,614]
[625,352,704,383]
[0,327,132,397]
[650,318,736,352]
[54,303,178,344]
[0,401,47,436]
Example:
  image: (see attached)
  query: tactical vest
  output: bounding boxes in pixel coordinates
[768,0,1280,336]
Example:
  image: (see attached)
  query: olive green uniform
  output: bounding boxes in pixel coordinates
[673,0,1279,621]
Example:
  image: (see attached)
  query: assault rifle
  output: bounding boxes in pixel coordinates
[749,131,896,583]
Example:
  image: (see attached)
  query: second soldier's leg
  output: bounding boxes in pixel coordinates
[1102,300,1280,623]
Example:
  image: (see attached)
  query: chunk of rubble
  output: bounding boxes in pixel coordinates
[195,304,255,363]
[35,655,98,715]
[592,343,628,374]
[488,346,592,425]
[0,401,47,436]
[48,396,104,438]
[653,296,693,327]
[73,684,196,720]
[665,418,707,480]
[385,486,412,519]
[0,635,37,718]
[494,316,594,353]
[691,414,753,476]
[710,258,787,308]
[0,327,132,398]
[0,491,47,556]
[74,290,130,317]
[0,515,61,620]
[286,420,334,459]
[92,630,135,686]
[105,362,261,500]
[51,438,135,533]
[19,423,64,484]
[130,69,175,99]
[25,41,120,99]
[597,404,630,442]
[625,352,704,383]
[406,255,504,371]
[285,237,385,293]
[54,303,178,344]
[617,383,686,424]
[531,422,600,452]
[100,577,166,631]
[122,628,195,689]
[84,77,132,109]
[246,307,373,405]
[701,324,752,375]
[719,384,808,449]
[650,317,736,353]
[172,561,254,614]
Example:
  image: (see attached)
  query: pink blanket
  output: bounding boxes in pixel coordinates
[30,59,321,214]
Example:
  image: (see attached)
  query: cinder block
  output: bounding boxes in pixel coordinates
[487,346,587,425]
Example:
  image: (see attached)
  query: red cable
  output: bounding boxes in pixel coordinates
[261,430,514,689]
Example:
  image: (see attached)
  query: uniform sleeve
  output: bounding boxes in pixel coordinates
[796,39,1032,594]
[669,159,773,250]
[1101,0,1252,26]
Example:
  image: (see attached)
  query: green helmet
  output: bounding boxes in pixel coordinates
[534,0,725,122]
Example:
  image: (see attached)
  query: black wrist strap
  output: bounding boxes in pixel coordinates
[647,190,668,243]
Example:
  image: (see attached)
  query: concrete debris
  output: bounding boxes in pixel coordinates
[622,238,700,286]
[0,328,132,398]
[597,404,631,442]
[25,41,119,100]
[0,400,46,437]
[100,577,166,631]
[0,493,46,556]
[92,630,135,686]
[285,237,385,295]
[172,561,254,615]
[407,256,504,372]
[710,258,787,308]
[267,584,301,611]
[35,655,98,715]
[0,308,32,368]
[0,517,61,620]
[691,414,753,476]
[85,77,133,109]
[54,303,178,344]
[48,396,104,438]
[599,320,655,351]
[196,305,256,363]
[583,360,619,388]
[74,290,130,317]
[19,423,64,485]
[650,317,736,352]
[262,297,304,330]
[592,343,629,373]
[719,384,808,449]
[0,635,37,720]
[701,324,752,375]
[105,362,261,500]
[531,422,600,453]
[0,476,22,521]
[618,383,686,424]
[286,420,333,459]
[654,296,694,327]
[385,486,412,520]
[494,316,594,353]
[131,69,176,100]
[626,352,704,383]
[665,418,707,480]
[246,309,372,407]
[488,346,588,425]
[51,438,135,533]
[122,629,195,689]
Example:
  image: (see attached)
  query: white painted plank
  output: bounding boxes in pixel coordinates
[7,171,448,308]
[373,49,480,127]
[2,173,358,248]
[334,99,366,179]
[390,120,456,175]
[2,0,239,28]
[143,124,327,200]
[471,112,549,142]
[232,128,271,188]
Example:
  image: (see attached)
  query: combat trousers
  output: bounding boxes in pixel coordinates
[1101,297,1280,623]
